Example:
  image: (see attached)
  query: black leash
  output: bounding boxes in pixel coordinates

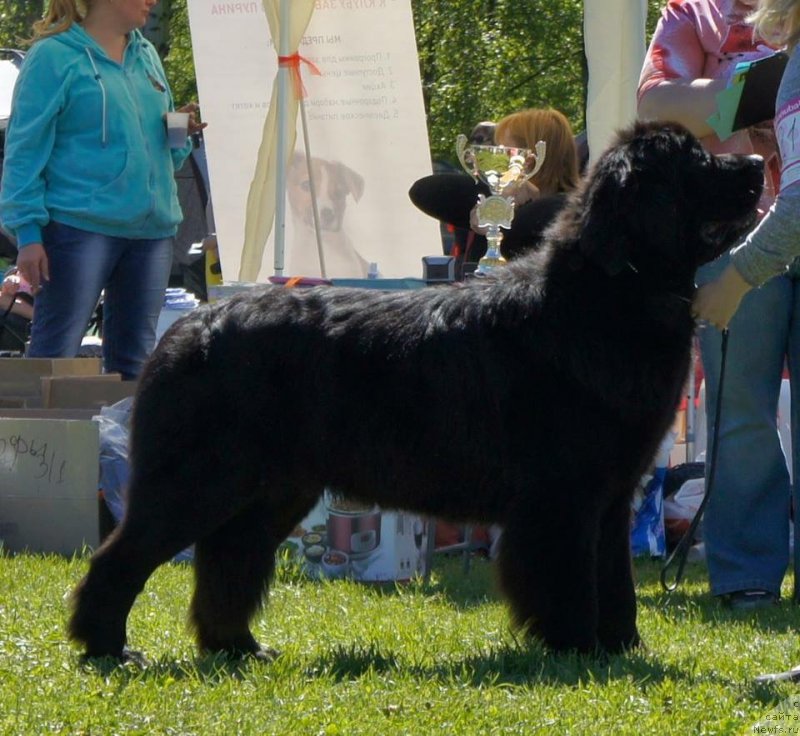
[660,327,729,592]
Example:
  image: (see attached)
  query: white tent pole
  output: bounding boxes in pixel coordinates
[584,0,647,163]
[273,0,291,276]
[298,95,327,278]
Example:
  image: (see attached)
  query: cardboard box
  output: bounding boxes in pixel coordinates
[0,413,100,555]
[0,409,98,420]
[284,491,430,582]
[0,397,25,409]
[0,357,102,400]
[40,374,136,410]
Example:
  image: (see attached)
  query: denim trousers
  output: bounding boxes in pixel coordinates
[28,221,173,380]
[697,253,800,598]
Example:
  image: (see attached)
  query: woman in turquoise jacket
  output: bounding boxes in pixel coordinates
[0,0,205,379]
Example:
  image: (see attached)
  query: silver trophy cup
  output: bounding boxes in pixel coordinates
[456,135,546,275]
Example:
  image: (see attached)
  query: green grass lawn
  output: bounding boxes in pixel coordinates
[2,550,800,735]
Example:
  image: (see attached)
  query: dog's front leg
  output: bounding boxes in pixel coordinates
[595,495,641,653]
[496,500,600,654]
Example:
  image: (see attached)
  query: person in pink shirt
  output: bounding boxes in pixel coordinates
[639,0,792,610]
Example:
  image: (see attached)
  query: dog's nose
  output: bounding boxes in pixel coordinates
[747,154,764,171]
[320,208,336,228]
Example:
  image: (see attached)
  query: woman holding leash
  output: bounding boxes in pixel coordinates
[0,0,205,379]
[693,0,800,684]
[639,0,790,611]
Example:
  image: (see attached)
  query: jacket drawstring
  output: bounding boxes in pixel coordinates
[84,47,107,147]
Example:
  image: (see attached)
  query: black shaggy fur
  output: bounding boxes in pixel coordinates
[69,122,763,660]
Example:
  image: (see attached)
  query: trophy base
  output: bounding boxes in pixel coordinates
[475,252,507,276]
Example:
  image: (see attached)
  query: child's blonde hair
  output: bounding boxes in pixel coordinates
[750,0,800,50]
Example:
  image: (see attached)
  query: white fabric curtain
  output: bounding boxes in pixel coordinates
[240,0,316,281]
[584,0,647,163]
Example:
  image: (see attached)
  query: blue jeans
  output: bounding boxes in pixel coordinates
[28,221,173,380]
[697,253,798,598]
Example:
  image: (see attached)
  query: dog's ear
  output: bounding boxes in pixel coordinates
[578,146,634,276]
[336,163,365,202]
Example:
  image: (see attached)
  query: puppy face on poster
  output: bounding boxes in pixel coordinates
[285,152,367,278]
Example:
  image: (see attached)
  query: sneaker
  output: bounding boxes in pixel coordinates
[723,590,779,611]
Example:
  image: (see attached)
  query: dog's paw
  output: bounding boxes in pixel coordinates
[598,633,643,656]
[79,647,150,670]
[199,644,281,662]
[120,648,151,667]
[252,646,281,662]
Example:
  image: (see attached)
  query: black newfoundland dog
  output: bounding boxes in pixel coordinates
[69,122,763,661]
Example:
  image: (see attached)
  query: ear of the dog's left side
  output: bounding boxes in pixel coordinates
[578,147,634,276]
[338,163,365,202]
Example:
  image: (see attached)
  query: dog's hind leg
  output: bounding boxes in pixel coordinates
[595,497,640,653]
[190,495,315,659]
[69,505,198,660]
[497,501,600,654]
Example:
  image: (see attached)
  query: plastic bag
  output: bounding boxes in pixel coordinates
[96,397,133,523]
[631,466,667,557]
[630,431,673,558]
[96,396,193,562]
[663,477,705,547]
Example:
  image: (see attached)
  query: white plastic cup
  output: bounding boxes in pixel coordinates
[165,111,190,148]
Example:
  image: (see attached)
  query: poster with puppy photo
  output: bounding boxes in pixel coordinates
[188,1,443,282]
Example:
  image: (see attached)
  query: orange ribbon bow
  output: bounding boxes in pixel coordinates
[277,52,322,99]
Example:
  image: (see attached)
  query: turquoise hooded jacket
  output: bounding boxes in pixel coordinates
[0,24,191,248]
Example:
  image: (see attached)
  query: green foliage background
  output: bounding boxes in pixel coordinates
[414,1,587,163]
[0,0,668,164]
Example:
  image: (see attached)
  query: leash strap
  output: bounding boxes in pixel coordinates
[0,294,27,348]
[660,328,729,592]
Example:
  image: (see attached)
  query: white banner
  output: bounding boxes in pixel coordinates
[584,0,647,164]
[188,1,441,281]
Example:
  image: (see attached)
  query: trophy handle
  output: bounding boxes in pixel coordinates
[456,134,479,182]
[520,140,547,183]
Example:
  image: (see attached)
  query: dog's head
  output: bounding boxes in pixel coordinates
[287,153,365,231]
[575,121,763,278]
